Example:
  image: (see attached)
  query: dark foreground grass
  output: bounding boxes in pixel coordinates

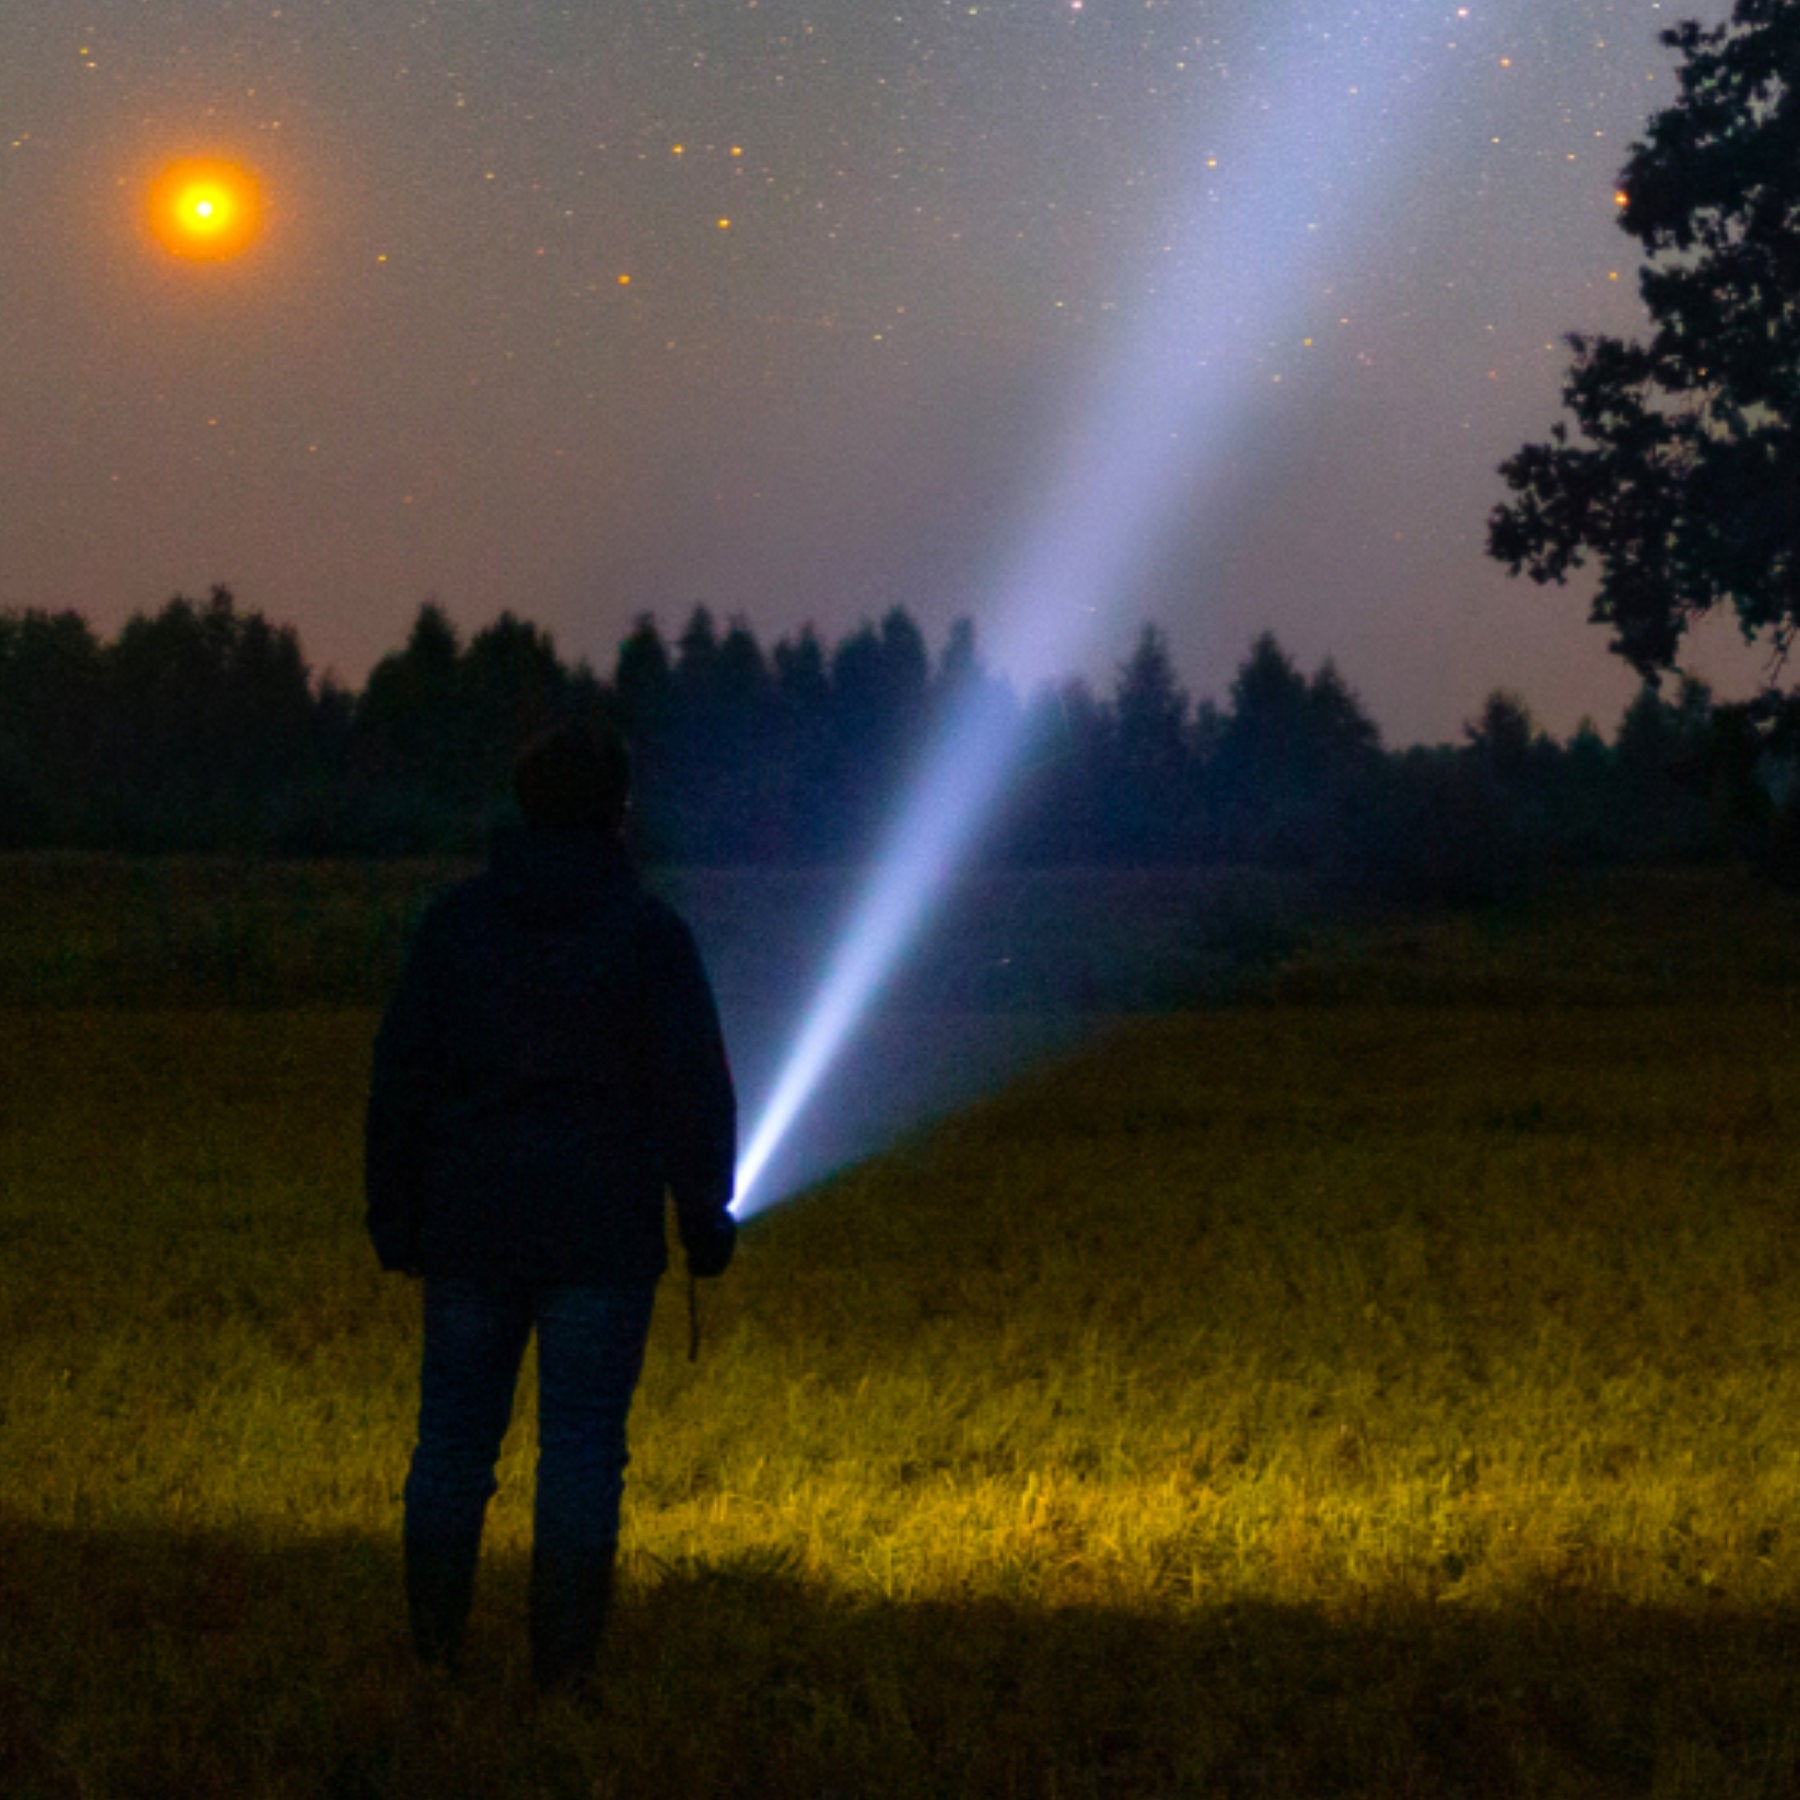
[6,1518,1795,1799]
[3,867,1800,1794]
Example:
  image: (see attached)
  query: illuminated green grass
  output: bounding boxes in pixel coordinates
[2,871,1799,1795]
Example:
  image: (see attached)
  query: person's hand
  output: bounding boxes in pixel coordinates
[683,1211,737,1279]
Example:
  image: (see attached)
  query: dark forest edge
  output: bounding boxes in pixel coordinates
[4,587,1796,898]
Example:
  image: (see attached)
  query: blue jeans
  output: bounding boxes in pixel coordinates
[403,1278,658,1566]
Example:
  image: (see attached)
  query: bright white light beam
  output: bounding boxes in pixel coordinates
[734,3,1472,1215]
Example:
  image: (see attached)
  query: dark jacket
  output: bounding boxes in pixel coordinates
[364,824,736,1286]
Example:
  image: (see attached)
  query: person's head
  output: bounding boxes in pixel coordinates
[512,722,632,836]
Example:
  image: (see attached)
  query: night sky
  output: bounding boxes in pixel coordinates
[1,1,1747,745]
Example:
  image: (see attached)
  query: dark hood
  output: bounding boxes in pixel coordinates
[487,821,636,926]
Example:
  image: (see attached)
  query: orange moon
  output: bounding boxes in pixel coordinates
[148,159,264,260]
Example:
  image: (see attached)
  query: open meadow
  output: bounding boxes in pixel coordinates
[2,858,1799,1796]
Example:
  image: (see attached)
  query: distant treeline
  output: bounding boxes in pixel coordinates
[0,587,1787,893]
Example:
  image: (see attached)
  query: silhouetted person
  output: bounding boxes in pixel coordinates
[365,722,737,1692]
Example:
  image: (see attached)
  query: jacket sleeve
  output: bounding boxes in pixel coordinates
[640,905,737,1241]
[364,903,452,1272]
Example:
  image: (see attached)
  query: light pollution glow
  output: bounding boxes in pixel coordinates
[730,0,1488,1217]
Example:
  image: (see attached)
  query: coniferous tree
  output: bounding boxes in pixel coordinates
[1112,625,1189,859]
[1011,678,1111,865]
[668,607,723,859]
[460,611,569,796]
[672,606,721,761]
[355,602,463,794]
[822,609,930,854]
[1207,633,1315,861]
[1463,690,1539,785]
[1199,634,1383,866]
[0,609,104,844]
[613,614,676,857]
[934,617,981,710]
[614,613,674,744]
[1611,677,1720,860]
[711,616,777,860]
[773,625,833,860]
[106,587,317,847]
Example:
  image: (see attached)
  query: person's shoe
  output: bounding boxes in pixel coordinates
[404,1520,483,1672]
[392,1658,460,1786]
[530,1545,616,1695]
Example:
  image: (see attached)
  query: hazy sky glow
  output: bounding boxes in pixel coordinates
[2,0,1748,743]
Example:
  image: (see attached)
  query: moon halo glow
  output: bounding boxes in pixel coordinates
[148,159,263,261]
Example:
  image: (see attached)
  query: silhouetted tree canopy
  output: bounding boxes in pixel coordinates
[0,587,1774,884]
[1489,0,1800,682]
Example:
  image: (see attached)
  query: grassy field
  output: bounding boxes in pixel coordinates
[0,853,1316,1012]
[2,860,1799,1795]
